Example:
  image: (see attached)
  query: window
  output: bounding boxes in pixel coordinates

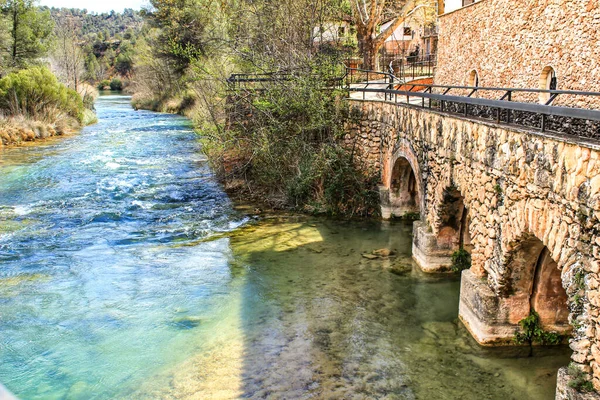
[338,26,346,37]
[539,66,557,104]
[467,70,479,87]
[404,27,412,36]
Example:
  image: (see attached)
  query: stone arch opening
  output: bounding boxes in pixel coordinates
[467,69,479,87]
[508,235,569,331]
[436,186,471,253]
[539,66,557,104]
[388,156,420,218]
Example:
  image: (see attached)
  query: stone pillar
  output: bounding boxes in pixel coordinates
[411,220,453,272]
[458,269,528,345]
[459,269,571,346]
[556,367,600,400]
[379,186,392,220]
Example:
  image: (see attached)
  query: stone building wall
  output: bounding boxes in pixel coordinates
[434,0,600,109]
[344,98,600,392]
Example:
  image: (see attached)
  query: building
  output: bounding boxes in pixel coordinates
[442,0,483,13]
[379,0,440,74]
[434,0,600,108]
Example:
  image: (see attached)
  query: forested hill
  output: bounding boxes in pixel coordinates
[43,7,145,86]
[41,7,144,39]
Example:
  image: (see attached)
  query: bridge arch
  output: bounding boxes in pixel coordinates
[381,139,425,219]
[504,233,570,332]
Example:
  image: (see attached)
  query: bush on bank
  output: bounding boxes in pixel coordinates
[201,65,380,217]
[0,67,88,146]
[0,67,84,123]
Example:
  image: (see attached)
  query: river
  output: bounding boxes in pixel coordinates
[0,95,570,399]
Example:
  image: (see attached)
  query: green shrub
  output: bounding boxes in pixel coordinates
[0,67,84,123]
[110,78,123,91]
[97,80,111,90]
[514,310,562,346]
[205,63,380,217]
[567,364,595,392]
[451,248,471,272]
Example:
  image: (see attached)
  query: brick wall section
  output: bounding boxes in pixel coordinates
[345,98,600,389]
[434,0,600,109]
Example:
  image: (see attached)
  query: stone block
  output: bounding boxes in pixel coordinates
[411,220,453,273]
[459,269,571,345]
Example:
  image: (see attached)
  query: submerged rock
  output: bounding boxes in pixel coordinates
[372,248,396,257]
[362,248,397,260]
[361,253,379,260]
[389,262,412,276]
[172,316,203,329]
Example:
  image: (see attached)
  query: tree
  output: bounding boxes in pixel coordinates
[0,0,54,70]
[349,0,437,70]
[51,16,85,90]
[145,0,218,74]
[0,13,10,74]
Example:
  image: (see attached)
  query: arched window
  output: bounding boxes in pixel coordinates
[539,66,557,104]
[467,70,479,87]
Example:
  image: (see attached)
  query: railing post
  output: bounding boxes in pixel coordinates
[541,114,546,132]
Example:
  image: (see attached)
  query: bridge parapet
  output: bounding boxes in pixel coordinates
[345,98,600,397]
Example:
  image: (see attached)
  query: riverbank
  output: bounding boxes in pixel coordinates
[133,79,381,218]
[0,116,77,148]
[0,108,98,148]
[0,68,98,148]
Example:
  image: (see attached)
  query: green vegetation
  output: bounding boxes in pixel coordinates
[0,3,110,146]
[514,310,562,349]
[0,67,83,121]
[126,0,384,215]
[206,67,380,216]
[0,66,85,145]
[402,212,420,220]
[109,78,123,91]
[451,248,471,272]
[0,0,54,71]
[567,363,595,392]
[44,7,143,87]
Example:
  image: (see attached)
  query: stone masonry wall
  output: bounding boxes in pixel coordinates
[435,0,600,109]
[344,98,600,389]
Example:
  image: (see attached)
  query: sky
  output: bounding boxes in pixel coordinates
[38,0,148,13]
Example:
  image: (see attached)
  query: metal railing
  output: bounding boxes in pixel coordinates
[344,67,397,86]
[227,70,346,92]
[226,66,600,140]
[345,72,600,140]
[387,54,437,81]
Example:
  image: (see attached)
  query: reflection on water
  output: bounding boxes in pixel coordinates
[0,96,569,399]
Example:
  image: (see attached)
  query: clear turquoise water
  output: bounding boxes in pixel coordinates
[0,96,570,399]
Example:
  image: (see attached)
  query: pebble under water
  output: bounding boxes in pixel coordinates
[0,95,570,399]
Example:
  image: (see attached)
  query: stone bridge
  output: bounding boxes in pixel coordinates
[344,99,600,399]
